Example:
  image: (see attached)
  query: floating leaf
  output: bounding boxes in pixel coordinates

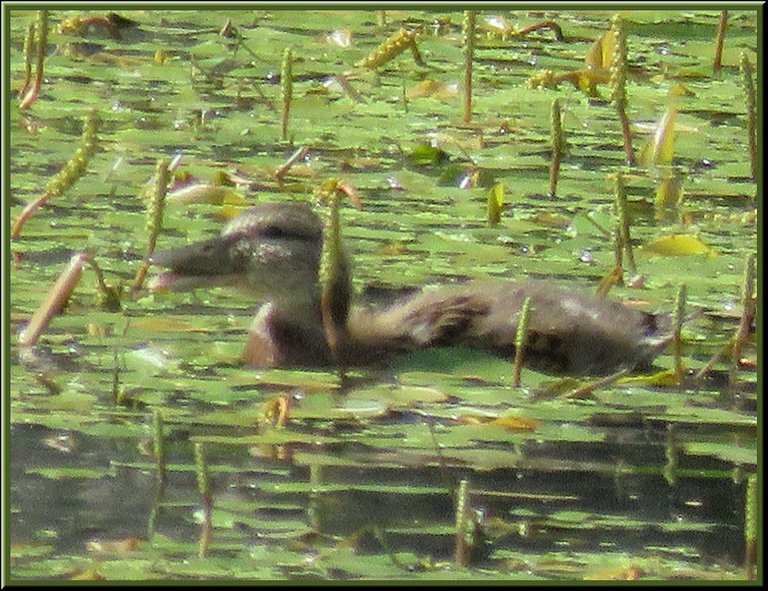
[642,234,715,256]
[639,102,677,166]
[487,181,504,225]
[166,183,244,205]
[85,537,141,555]
[620,369,682,386]
[490,415,539,431]
[406,79,458,99]
[584,30,616,70]
[408,143,449,166]
[654,170,684,209]
[319,28,352,47]
[481,14,515,38]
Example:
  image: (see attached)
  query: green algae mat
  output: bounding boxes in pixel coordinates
[7,8,758,582]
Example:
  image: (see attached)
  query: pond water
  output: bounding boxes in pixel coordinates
[8,8,758,581]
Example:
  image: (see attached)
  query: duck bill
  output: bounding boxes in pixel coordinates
[148,235,243,292]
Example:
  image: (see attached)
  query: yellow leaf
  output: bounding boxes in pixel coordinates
[642,234,714,256]
[654,171,684,208]
[490,415,539,431]
[166,184,243,205]
[639,103,677,167]
[487,182,504,225]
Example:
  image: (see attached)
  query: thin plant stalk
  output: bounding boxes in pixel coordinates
[18,20,35,100]
[18,252,88,346]
[132,159,170,291]
[712,10,728,76]
[744,473,756,579]
[563,368,630,400]
[614,172,637,274]
[112,350,124,405]
[512,297,531,387]
[663,424,680,485]
[549,98,565,197]
[731,252,756,378]
[320,186,345,361]
[153,409,167,486]
[516,20,564,41]
[280,47,292,142]
[12,109,100,239]
[194,442,213,558]
[672,283,687,381]
[740,53,756,180]
[453,479,472,566]
[462,10,476,124]
[19,10,48,110]
[609,16,635,166]
[88,257,122,311]
[274,145,309,181]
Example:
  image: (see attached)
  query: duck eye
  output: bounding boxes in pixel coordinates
[259,225,289,239]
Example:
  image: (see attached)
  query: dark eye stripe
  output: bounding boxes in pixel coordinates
[257,224,319,242]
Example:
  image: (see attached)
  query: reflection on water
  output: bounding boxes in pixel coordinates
[10,419,746,573]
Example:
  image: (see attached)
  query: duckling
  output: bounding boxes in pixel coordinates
[150,202,670,375]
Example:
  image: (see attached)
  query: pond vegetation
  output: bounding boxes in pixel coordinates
[8,8,758,582]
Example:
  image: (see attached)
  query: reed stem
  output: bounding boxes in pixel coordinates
[731,252,756,381]
[454,479,472,566]
[712,10,728,76]
[512,297,531,387]
[549,98,565,197]
[672,283,687,381]
[462,10,477,124]
[133,159,170,291]
[19,10,48,109]
[18,252,88,346]
[609,16,635,165]
[194,442,213,558]
[740,53,756,180]
[614,172,637,273]
[280,47,293,142]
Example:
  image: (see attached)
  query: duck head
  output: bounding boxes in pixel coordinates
[149,202,352,367]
